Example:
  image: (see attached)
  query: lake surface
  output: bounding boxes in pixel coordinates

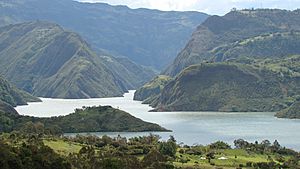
[16,91,300,150]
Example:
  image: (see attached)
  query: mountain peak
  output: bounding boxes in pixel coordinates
[0,22,156,99]
[0,0,209,69]
[164,9,300,76]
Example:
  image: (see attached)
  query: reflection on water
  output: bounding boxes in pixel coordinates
[16,91,300,150]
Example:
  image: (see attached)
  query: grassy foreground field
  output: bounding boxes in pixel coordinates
[41,136,299,169]
[174,149,274,168]
[43,139,83,155]
[1,133,299,168]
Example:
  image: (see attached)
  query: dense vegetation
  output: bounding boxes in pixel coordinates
[0,76,41,132]
[0,0,208,70]
[0,136,70,169]
[0,21,156,99]
[0,106,168,134]
[164,9,300,76]
[0,133,299,169]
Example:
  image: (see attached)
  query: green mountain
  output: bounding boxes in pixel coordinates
[144,63,298,112]
[134,75,172,104]
[0,0,208,70]
[0,76,40,107]
[137,56,300,114]
[0,21,156,99]
[100,56,157,90]
[0,105,168,133]
[276,100,300,119]
[39,106,168,133]
[147,9,300,116]
[164,9,300,76]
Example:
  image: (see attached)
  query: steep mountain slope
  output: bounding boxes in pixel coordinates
[164,9,300,76]
[276,101,300,119]
[134,75,172,104]
[0,21,155,99]
[0,76,40,107]
[100,56,157,90]
[0,101,18,116]
[151,63,293,112]
[0,0,209,70]
[138,56,300,114]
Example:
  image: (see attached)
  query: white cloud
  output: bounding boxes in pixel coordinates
[78,0,300,15]
[148,0,199,11]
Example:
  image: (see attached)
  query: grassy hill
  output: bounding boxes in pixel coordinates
[148,63,297,112]
[164,9,300,76]
[0,21,156,99]
[40,106,168,133]
[137,56,300,117]
[0,0,208,70]
[211,31,300,61]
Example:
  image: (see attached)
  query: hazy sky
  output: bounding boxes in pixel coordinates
[78,0,299,15]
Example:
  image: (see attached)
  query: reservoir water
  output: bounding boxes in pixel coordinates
[16,91,300,150]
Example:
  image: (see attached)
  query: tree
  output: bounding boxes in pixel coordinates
[102,135,113,145]
[209,141,231,149]
[168,135,176,143]
[234,139,249,149]
[261,140,271,148]
[272,140,281,151]
[98,158,124,169]
[206,152,215,163]
[159,141,177,158]
[34,122,45,134]
[0,141,22,169]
